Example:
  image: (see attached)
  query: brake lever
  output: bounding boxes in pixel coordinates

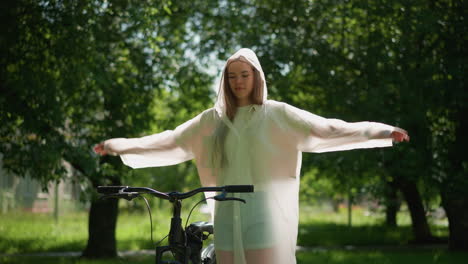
[216,197,246,203]
[213,192,246,203]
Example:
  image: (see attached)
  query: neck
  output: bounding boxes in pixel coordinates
[237,98,253,107]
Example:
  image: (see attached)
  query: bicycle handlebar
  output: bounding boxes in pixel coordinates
[223,185,254,193]
[97,185,254,201]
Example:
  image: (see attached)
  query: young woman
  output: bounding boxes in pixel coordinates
[94,48,409,264]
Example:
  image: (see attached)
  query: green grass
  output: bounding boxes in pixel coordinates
[0,204,210,254]
[0,205,464,264]
[296,250,468,264]
[2,251,468,264]
[297,206,449,247]
[0,256,152,264]
[0,211,88,254]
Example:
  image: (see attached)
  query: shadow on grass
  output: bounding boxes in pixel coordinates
[297,222,448,248]
[0,256,154,264]
[0,235,86,255]
[2,250,467,264]
[0,236,157,255]
[296,249,468,264]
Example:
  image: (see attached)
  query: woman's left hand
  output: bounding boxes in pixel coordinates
[390,127,410,143]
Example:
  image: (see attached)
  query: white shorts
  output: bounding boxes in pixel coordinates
[213,192,276,251]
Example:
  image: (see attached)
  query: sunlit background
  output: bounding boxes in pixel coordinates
[1,0,467,263]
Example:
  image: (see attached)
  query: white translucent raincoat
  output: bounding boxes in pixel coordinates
[106,48,395,264]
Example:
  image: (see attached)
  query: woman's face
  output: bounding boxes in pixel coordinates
[227,61,255,106]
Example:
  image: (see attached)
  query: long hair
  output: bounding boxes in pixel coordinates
[212,60,264,168]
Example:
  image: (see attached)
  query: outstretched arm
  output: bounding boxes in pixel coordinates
[91,109,211,169]
[307,117,410,152]
[92,130,194,169]
[277,102,409,153]
[93,132,178,157]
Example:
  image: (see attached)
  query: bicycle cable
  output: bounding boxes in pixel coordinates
[140,195,154,245]
[155,233,169,247]
[140,195,170,248]
[184,192,239,230]
[184,197,210,230]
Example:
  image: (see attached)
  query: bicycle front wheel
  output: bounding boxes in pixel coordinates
[201,243,216,264]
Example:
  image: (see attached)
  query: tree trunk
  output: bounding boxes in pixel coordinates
[439,107,468,251]
[441,195,468,251]
[82,193,119,258]
[395,178,439,243]
[384,181,399,227]
[385,202,398,228]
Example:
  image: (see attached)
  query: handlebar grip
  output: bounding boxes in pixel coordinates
[97,186,129,194]
[224,185,254,193]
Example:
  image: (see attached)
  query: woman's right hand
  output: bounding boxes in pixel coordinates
[390,127,410,143]
[93,142,108,156]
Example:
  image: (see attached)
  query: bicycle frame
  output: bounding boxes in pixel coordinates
[156,199,190,264]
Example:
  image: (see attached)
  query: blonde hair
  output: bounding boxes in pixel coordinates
[212,61,264,167]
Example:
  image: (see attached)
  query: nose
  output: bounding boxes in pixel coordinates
[235,77,244,85]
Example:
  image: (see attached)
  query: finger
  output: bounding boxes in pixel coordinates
[395,127,408,135]
[94,145,103,154]
[94,144,108,155]
[93,146,100,153]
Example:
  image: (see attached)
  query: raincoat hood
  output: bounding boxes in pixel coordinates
[214,48,268,116]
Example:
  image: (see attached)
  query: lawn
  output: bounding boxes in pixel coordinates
[1,203,466,263]
[2,250,468,264]
[0,203,210,254]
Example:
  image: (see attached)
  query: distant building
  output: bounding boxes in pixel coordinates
[0,154,84,214]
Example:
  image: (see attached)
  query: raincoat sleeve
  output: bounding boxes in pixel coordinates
[105,111,206,169]
[277,102,395,153]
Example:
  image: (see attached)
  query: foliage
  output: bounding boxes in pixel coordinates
[0,0,214,190]
[0,0,215,256]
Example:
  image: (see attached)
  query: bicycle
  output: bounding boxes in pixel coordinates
[97,185,254,264]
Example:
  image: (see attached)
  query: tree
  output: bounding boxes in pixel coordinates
[0,0,213,257]
[423,0,468,250]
